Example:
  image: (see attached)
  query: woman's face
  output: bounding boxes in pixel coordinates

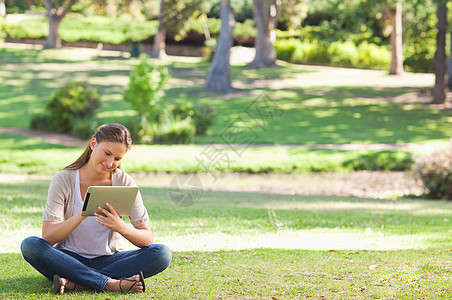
[89,139,128,174]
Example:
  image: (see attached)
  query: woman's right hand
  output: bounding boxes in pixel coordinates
[42,211,87,245]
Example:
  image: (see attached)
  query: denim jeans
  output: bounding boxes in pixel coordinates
[20,236,172,291]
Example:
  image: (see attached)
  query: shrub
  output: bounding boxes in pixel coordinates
[342,151,414,171]
[328,40,357,67]
[171,102,215,135]
[275,38,299,61]
[123,53,169,140]
[46,81,100,133]
[70,120,100,139]
[413,143,452,200]
[30,114,53,131]
[351,42,390,69]
[146,117,195,144]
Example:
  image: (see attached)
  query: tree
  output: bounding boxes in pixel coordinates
[151,0,204,59]
[385,1,403,75]
[205,0,235,92]
[433,0,447,104]
[44,0,78,48]
[249,0,281,68]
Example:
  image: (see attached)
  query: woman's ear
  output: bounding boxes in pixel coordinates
[90,138,97,151]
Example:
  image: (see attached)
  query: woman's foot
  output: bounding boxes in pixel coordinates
[53,275,86,294]
[105,273,145,293]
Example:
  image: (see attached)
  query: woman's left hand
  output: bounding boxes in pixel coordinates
[95,203,128,234]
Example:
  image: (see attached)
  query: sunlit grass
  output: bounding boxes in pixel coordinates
[0,131,420,174]
[1,176,452,254]
[2,177,452,298]
[1,47,451,144]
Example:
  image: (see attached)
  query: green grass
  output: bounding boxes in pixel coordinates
[0,131,415,174]
[1,177,452,299]
[1,47,451,145]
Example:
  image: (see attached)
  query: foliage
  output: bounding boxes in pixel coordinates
[413,143,452,200]
[123,53,170,141]
[342,151,414,171]
[160,0,207,42]
[29,114,53,131]
[275,38,390,70]
[207,0,254,22]
[351,42,391,69]
[327,40,357,67]
[278,0,308,30]
[2,11,433,71]
[274,38,299,61]
[147,116,196,144]
[171,102,215,135]
[3,14,159,44]
[30,81,99,135]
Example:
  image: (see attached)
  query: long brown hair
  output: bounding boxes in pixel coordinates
[65,123,132,171]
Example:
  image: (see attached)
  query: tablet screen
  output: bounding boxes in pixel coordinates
[81,186,139,216]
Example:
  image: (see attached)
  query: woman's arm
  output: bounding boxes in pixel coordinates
[42,212,87,246]
[95,203,154,248]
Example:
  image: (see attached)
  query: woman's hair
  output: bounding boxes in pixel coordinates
[64,123,132,171]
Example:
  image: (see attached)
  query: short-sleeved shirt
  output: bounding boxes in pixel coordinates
[43,168,149,253]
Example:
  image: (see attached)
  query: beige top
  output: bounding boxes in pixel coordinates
[43,168,149,252]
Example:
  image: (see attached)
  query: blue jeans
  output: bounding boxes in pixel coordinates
[20,236,172,291]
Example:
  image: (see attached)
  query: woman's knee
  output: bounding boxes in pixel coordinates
[157,244,172,267]
[145,244,172,269]
[20,236,47,259]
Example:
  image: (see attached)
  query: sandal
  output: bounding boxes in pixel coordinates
[119,271,145,293]
[53,275,77,294]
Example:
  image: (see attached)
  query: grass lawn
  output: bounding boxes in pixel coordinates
[1,176,452,299]
[0,130,417,175]
[0,47,451,146]
[1,43,452,299]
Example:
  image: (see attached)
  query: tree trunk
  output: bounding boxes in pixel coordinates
[44,15,63,49]
[387,2,403,75]
[448,23,452,91]
[151,0,167,59]
[0,0,6,17]
[433,1,447,104]
[205,0,235,93]
[249,0,281,68]
[43,0,78,49]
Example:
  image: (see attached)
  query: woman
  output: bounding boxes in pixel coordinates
[20,123,172,294]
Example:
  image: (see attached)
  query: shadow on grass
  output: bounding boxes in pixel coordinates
[0,253,50,294]
[1,276,51,294]
[0,132,75,151]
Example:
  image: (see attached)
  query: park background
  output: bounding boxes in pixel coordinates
[1,0,452,299]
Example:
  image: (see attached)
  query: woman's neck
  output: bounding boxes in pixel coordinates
[79,165,112,186]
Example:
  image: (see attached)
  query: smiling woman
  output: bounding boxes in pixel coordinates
[19,123,172,294]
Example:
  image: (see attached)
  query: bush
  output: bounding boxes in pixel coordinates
[30,114,53,131]
[70,120,100,139]
[146,117,195,145]
[123,53,169,140]
[342,151,414,171]
[328,40,357,67]
[171,102,215,135]
[413,143,452,200]
[351,42,390,69]
[275,38,300,61]
[275,38,390,70]
[46,81,100,133]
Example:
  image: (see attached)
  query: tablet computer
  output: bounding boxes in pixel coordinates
[81,186,139,217]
